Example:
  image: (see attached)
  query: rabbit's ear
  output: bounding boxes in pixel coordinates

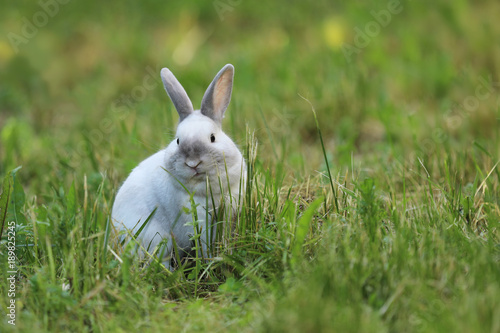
[200,64,234,125]
[161,68,194,121]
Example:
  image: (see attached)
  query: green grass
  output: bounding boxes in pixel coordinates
[1,0,500,332]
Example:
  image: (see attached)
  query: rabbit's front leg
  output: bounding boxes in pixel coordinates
[193,204,214,261]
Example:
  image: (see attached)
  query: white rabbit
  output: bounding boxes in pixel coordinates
[111,64,246,271]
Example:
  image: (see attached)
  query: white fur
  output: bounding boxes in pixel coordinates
[111,64,245,270]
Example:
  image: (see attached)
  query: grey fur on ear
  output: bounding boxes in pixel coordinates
[161,68,194,121]
[200,64,234,125]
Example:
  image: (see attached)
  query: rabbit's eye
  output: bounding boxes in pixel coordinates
[210,134,216,143]
[176,138,179,145]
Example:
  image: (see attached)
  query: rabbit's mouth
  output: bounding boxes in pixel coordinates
[191,170,206,178]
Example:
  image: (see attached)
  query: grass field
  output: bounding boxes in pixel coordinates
[1,1,500,332]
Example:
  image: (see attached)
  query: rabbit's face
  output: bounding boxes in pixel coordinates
[167,111,236,191]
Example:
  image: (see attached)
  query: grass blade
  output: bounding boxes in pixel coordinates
[291,197,323,269]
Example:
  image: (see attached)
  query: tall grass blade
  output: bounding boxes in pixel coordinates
[299,95,340,214]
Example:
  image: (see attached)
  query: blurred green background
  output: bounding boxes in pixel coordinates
[1,0,499,204]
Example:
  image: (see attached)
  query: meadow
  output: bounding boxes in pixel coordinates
[1,1,499,332]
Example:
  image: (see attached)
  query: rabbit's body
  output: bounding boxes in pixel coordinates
[111,65,245,270]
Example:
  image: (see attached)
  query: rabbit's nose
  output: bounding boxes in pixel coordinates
[185,160,202,169]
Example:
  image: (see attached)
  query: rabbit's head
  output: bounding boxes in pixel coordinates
[160,64,244,192]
